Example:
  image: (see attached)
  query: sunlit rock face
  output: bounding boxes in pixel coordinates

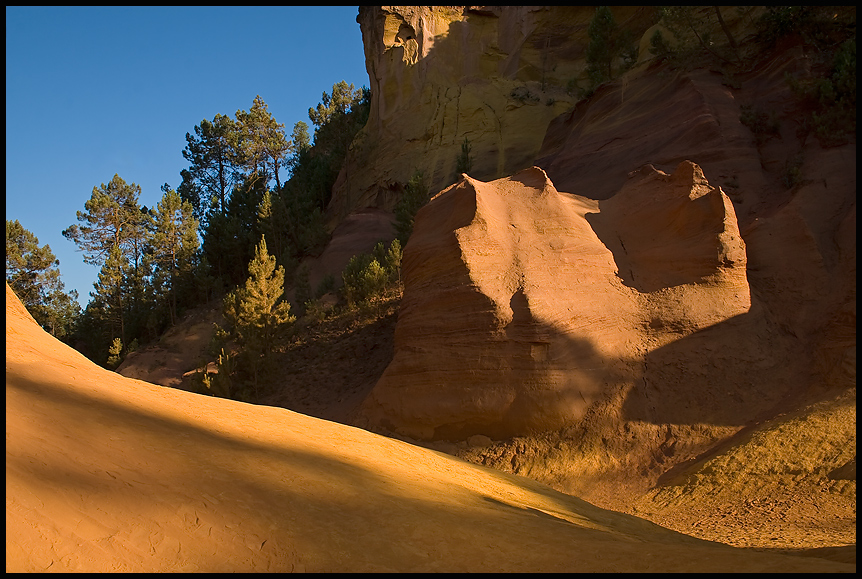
[357,162,749,441]
[329,6,656,221]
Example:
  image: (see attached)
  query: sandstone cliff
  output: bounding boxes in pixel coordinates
[358,161,750,440]
[328,6,658,220]
[348,4,855,437]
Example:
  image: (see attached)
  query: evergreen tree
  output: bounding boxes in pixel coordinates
[291,121,311,157]
[586,6,619,86]
[40,285,81,340]
[256,190,279,263]
[303,82,370,209]
[455,137,473,178]
[342,252,387,308]
[91,243,128,344]
[75,298,110,365]
[6,219,80,338]
[229,235,295,389]
[106,337,123,369]
[236,236,295,357]
[308,82,370,160]
[182,113,240,218]
[201,173,268,290]
[235,95,292,191]
[285,120,311,179]
[177,168,205,224]
[584,7,637,93]
[63,174,144,344]
[7,219,61,306]
[379,238,402,286]
[394,170,431,245]
[659,7,740,67]
[62,174,143,266]
[124,203,154,341]
[150,187,200,326]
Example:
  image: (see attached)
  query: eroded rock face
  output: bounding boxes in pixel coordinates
[329,6,657,221]
[358,161,749,440]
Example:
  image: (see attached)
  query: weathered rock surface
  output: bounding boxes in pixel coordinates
[328,6,658,221]
[358,161,749,440]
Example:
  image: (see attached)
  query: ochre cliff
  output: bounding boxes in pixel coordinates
[357,161,750,441]
[328,6,658,220]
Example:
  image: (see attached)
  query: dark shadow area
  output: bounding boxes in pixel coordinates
[532,62,752,204]
[258,300,399,425]
[767,545,856,566]
[621,307,810,427]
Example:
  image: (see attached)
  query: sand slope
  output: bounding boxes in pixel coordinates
[5,284,853,572]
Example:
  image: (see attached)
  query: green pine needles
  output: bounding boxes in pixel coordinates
[236,235,296,357]
[341,239,402,309]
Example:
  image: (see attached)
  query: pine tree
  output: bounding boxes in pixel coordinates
[63,175,143,344]
[455,137,473,179]
[235,95,292,191]
[182,113,240,218]
[342,252,387,308]
[394,170,431,245]
[107,337,123,369]
[7,219,61,307]
[150,187,200,326]
[6,219,80,338]
[62,174,143,266]
[237,235,295,358]
[291,121,311,157]
[124,203,154,341]
[202,174,267,290]
[586,6,618,86]
[91,244,128,344]
[256,190,283,265]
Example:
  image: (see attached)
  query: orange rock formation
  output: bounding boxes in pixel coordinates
[358,161,750,440]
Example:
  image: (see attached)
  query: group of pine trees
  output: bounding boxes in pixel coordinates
[7,81,372,370]
[61,175,202,364]
[6,219,81,338]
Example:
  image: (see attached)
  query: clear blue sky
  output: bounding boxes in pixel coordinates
[6,6,369,306]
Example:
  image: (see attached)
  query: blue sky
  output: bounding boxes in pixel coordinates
[6,6,369,306]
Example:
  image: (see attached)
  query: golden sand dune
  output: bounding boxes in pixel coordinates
[5,284,853,572]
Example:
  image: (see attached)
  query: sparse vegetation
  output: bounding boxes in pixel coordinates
[107,337,123,369]
[510,86,540,105]
[201,347,236,399]
[455,137,474,178]
[341,239,402,310]
[394,170,431,246]
[581,6,638,99]
[656,7,742,68]
[782,153,805,189]
[786,38,856,148]
[739,104,781,145]
[754,6,855,52]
